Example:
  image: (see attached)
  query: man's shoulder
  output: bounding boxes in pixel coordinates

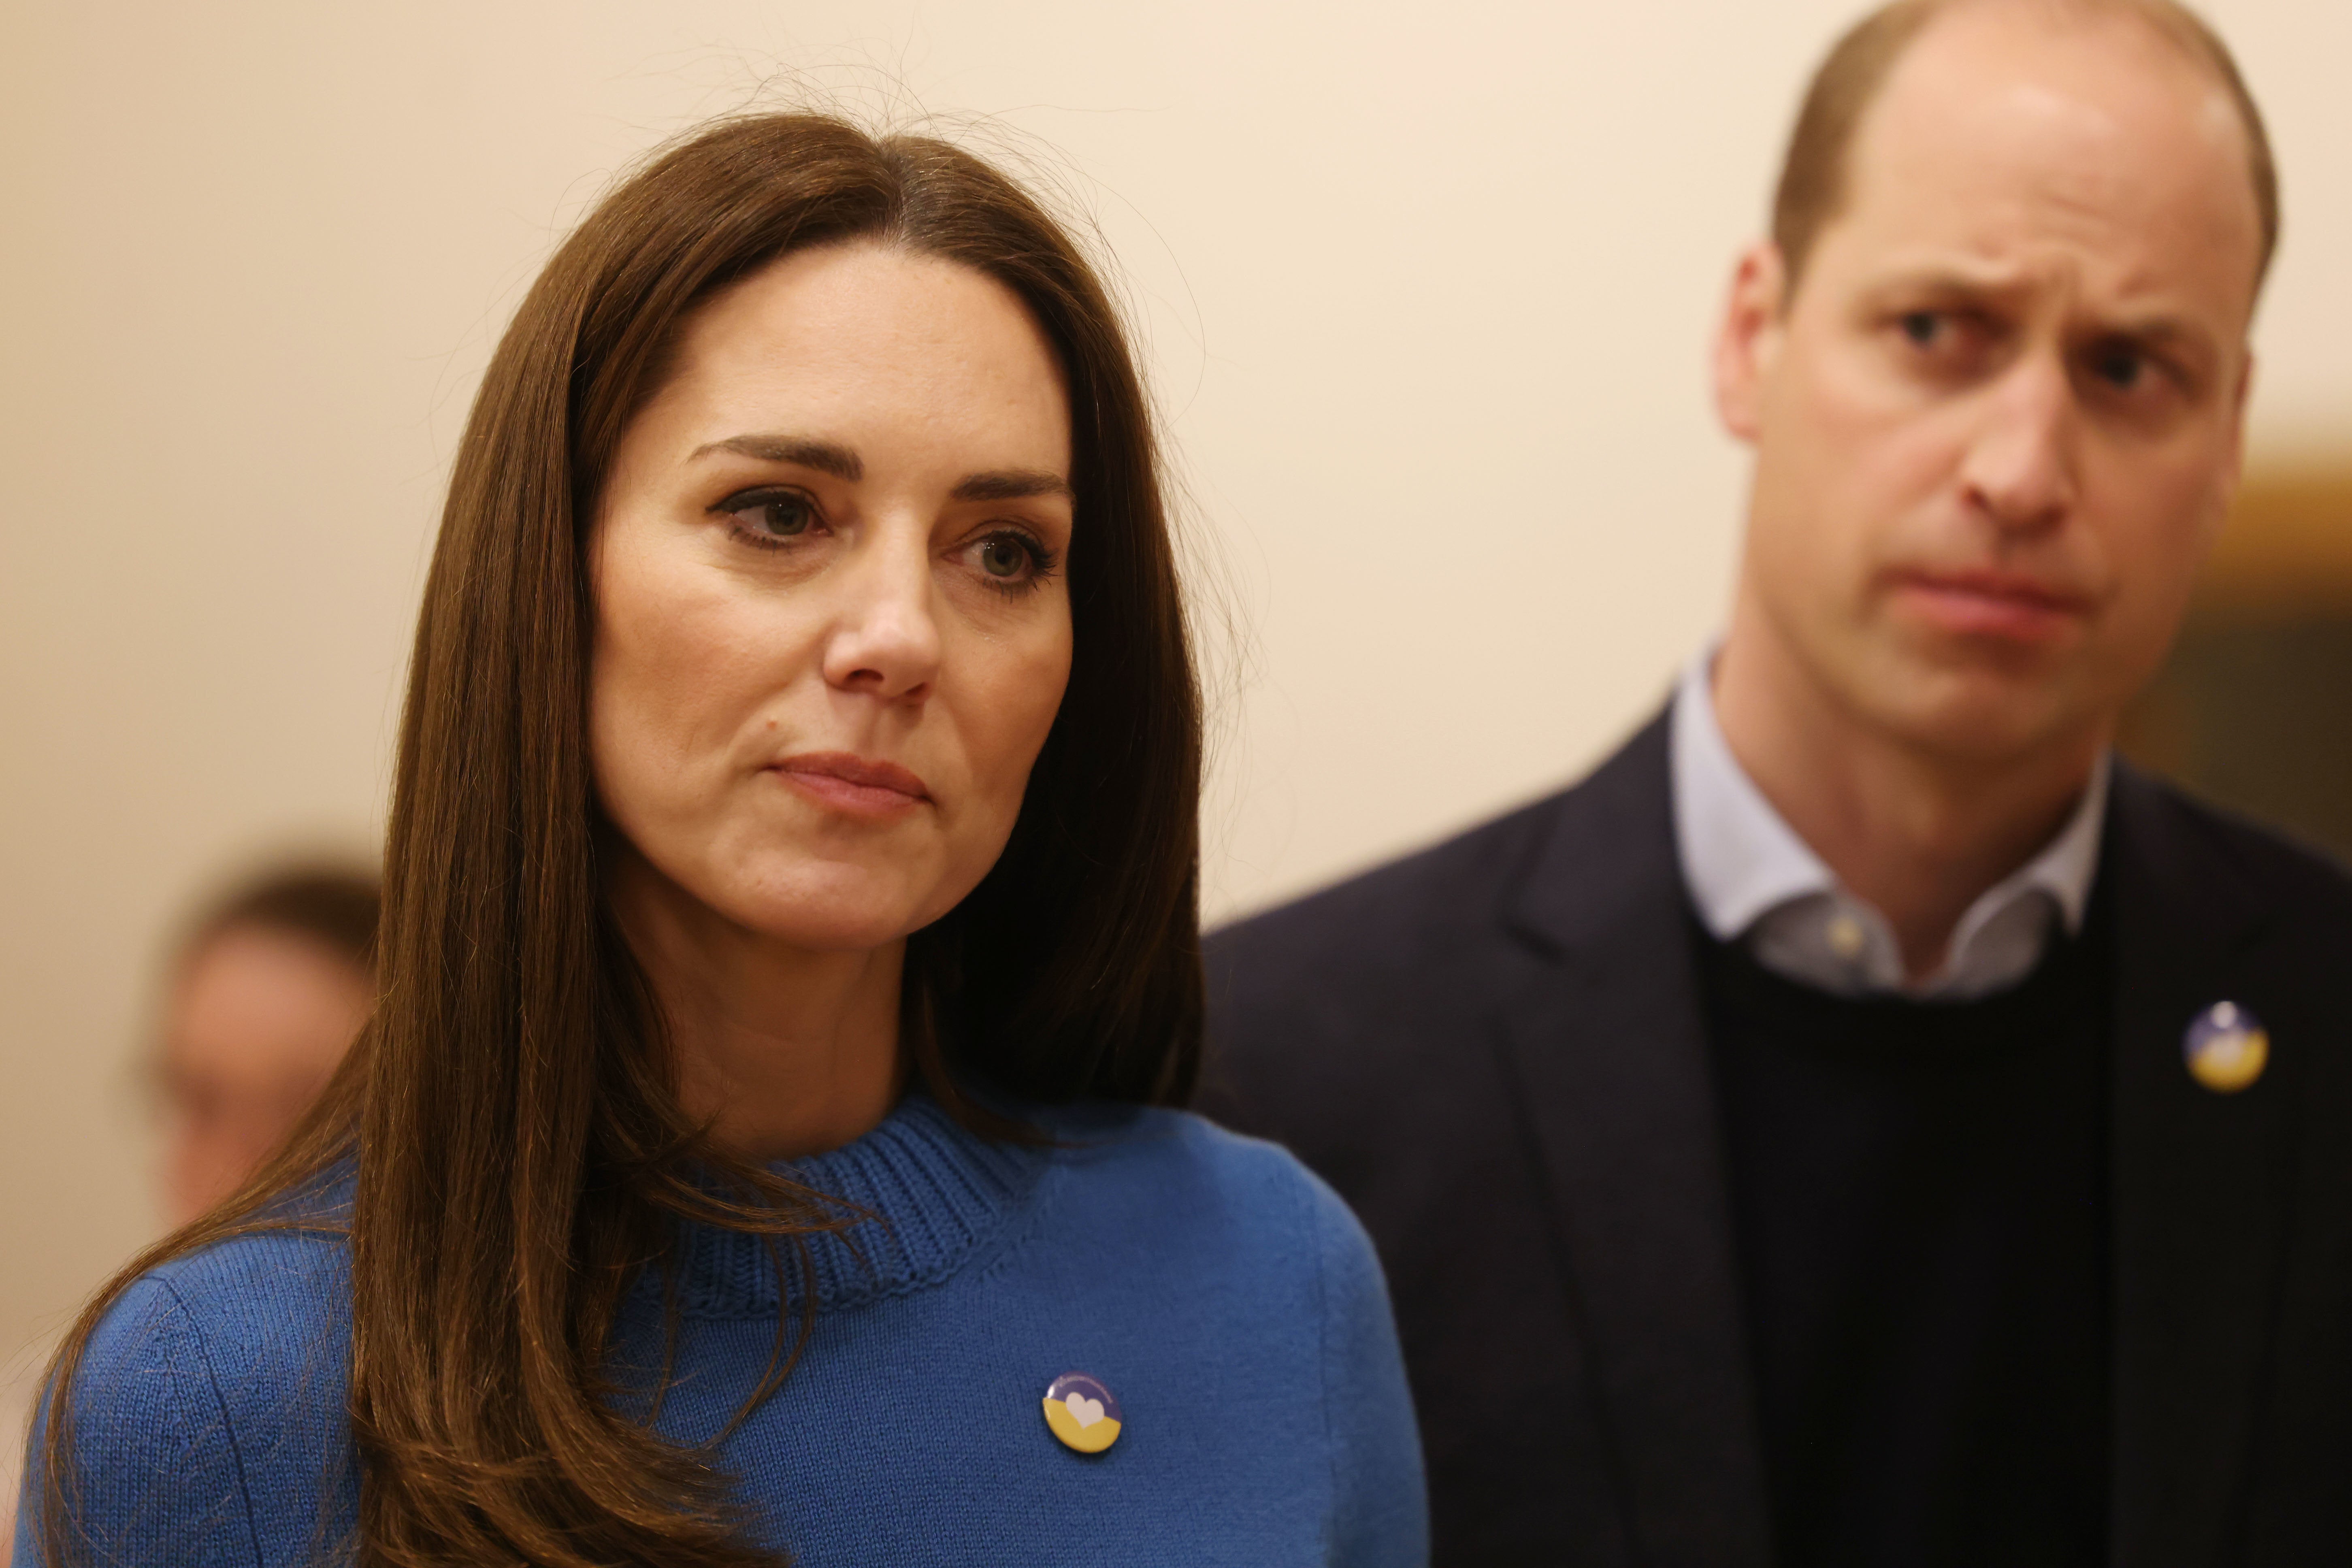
[1204,709,1672,1014]
[2114,763,2352,929]
[1195,788,1575,1140]
[1198,715,1674,1126]
[1207,786,1568,984]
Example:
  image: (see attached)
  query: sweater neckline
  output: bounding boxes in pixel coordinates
[660,1092,1052,1319]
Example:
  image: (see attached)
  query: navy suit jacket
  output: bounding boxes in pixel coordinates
[1199,711,2352,1567]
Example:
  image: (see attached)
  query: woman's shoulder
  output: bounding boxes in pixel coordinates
[1026,1101,1384,1294]
[23,1226,356,1566]
[1038,1098,1337,1195]
[93,1166,355,1378]
[76,1219,354,1431]
[119,1222,354,1370]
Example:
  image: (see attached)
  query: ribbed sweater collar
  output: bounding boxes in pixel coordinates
[662,1093,1051,1319]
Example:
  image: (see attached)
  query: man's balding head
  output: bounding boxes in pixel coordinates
[1775,0,2277,296]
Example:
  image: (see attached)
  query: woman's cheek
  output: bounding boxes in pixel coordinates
[993,626,1074,776]
[942,624,1068,842]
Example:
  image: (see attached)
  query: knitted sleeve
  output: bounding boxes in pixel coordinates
[1308,1175,1430,1568]
[13,1276,262,1568]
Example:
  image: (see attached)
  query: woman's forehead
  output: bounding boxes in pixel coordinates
[624,245,1073,488]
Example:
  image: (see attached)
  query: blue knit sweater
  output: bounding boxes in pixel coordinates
[18,1097,1426,1566]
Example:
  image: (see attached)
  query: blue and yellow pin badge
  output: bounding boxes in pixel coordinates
[1042,1372,1122,1454]
[2184,1001,2268,1093]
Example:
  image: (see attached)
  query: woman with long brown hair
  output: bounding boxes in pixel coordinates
[21,113,1424,1566]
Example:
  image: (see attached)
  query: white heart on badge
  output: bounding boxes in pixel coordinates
[1064,1392,1106,1428]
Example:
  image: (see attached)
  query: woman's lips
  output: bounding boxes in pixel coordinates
[769,752,931,819]
[1887,568,2092,643]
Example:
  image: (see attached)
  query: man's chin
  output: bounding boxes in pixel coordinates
[1855,664,2090,767]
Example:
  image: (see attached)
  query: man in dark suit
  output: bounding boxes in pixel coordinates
[1201,2,2352,1564]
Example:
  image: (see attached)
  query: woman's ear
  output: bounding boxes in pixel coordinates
[1713,240,1788,446]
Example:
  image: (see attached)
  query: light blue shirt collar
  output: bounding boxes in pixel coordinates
[1669,649,2109,999]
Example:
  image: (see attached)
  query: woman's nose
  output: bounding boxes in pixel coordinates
[820,532,943,703]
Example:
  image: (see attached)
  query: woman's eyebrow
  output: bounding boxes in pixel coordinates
[691,434,862,481]
[953,469,1073,503]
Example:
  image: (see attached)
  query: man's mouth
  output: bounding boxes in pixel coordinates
[1886,567,2093,642]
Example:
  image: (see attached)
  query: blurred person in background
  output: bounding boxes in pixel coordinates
[0,862,376,1549]
[154,863,380,1225]
[1206,0,2352,1564]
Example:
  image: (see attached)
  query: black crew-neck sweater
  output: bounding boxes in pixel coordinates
[1693,896,2114,1568]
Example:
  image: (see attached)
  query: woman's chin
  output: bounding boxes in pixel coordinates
[707,870,959,954]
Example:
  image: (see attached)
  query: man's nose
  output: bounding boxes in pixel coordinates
[1958,352,2078,536]
[820,533,942,704]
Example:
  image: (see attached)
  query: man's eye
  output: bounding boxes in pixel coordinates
[1891,308,2003,371]
[2090,346,2146,390]
[1899,310,1944,347]
[718,488,818,541]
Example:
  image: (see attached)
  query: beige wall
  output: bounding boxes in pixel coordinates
[3,0,2347,1369]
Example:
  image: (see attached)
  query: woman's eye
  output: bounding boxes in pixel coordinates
[979,536,1031,578]
[718,488,819,543]
[966,530,1054,591]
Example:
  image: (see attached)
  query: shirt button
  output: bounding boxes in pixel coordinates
[1825,912,1867,960]
[1042,1372,1123,1454]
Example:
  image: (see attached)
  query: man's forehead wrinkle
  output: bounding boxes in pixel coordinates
[1860,246,2223,330]
[1828,18,2264,328]
[1856,259,2062,319]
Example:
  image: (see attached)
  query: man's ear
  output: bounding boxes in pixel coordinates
[2201,346,2257,552]
[2227,347,2256,470]
[1713,241,1788,445]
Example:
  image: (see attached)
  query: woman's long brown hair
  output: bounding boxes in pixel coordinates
[34,113,1202,1568]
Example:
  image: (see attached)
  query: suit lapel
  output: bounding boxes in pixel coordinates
[1496,714,1774,1568]
[2107,767,2297,1566]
